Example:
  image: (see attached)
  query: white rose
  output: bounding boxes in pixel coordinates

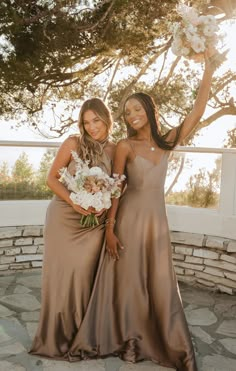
[177,4,199,25]
[70,191,93,209]
[171,37,184,56]
[92,192,104,211]
[102,191,112,209]
[191,36,205,53]
[88,166,104,176]
[203,24,219,37]
[199,15,217,25]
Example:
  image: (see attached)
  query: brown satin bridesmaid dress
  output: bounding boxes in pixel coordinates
[29,149,112,359]
[68,139,198,371]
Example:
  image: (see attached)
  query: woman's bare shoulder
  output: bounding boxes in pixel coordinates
[114,139,132,159]
[107,140,116,150]
[56,135,79,157]
[117,138,131,149]
[63,134,80,149]
[68,134,80,143]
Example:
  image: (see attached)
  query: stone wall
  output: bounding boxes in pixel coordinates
[171,232,236,295]
[1,226,236,295]
[0,226,44,272]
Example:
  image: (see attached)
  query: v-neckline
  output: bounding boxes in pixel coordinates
[127,139,167,167]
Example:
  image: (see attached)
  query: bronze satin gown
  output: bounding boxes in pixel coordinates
[29,150,112,359]
[68,144,198,371]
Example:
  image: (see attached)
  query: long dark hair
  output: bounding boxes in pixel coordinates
[123,92,182,150]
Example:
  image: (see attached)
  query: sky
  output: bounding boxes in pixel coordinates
[1,18,236,173]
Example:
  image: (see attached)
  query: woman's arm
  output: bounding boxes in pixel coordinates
[105,139,130,260]
[166,49,216,145]
[47,136,91,215]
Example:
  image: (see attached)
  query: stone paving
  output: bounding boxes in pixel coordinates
[0,271,236,371]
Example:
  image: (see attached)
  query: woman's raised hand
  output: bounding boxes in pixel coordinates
[204,45,227,72]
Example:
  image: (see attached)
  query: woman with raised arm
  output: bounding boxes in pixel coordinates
[29,98,115,359]
[68,51,216,370]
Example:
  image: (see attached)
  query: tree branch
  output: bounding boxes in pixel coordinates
[199,106,236,129]
[162,56,181,86]
[114,39,172,120]
[210,74,236,98]
[35,55,114,85]
[77,0,116,31]
[157,49,168,82]
[165,154,185,196]
[104,55,122,101]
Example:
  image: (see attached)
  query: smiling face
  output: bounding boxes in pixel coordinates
[83,110,108,142]
[124,98,149,131]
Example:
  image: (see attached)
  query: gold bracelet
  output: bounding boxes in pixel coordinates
[105,218,116,224]
[105,223,116,228]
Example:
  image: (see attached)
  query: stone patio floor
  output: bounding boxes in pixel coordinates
[0,271,236,371]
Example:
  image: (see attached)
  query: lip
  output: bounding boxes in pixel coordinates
[132,119,140,125]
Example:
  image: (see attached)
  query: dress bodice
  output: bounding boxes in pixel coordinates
[125,152,168,192]
[67,150,112,177]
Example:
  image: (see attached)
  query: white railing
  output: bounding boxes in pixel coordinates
[167,146,236,240]
[1,141,236,239]
[0,140,61,148]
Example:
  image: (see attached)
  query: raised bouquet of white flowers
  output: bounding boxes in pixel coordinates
[171,4,221,61]
[58,151,125,227]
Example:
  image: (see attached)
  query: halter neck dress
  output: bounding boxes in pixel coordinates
[30,145,112,360]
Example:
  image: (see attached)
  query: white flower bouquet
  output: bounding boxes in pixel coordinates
[171,4,220,61]
[59,151,125,227]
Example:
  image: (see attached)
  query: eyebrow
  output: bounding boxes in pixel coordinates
[84,115,99,123]
[125,104,142,111]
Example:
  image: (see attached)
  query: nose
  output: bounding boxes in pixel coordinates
[128,112,137,122]
[87,122,96,130]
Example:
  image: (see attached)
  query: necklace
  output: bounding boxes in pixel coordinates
[100,136,109,146]
[143,142,156,151]
[99,136,109,150]
[136,137,156,151]
[146,141,155,151]
[146,136,156,151]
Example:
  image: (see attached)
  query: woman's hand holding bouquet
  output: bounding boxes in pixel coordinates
[59,151,125,227]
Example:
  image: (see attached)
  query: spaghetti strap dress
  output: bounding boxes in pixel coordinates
[68,139,198,371]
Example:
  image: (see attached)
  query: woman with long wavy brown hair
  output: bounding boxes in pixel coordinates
[29,98,116,359]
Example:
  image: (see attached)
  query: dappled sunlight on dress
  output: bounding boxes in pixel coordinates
[68,147,197,371]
